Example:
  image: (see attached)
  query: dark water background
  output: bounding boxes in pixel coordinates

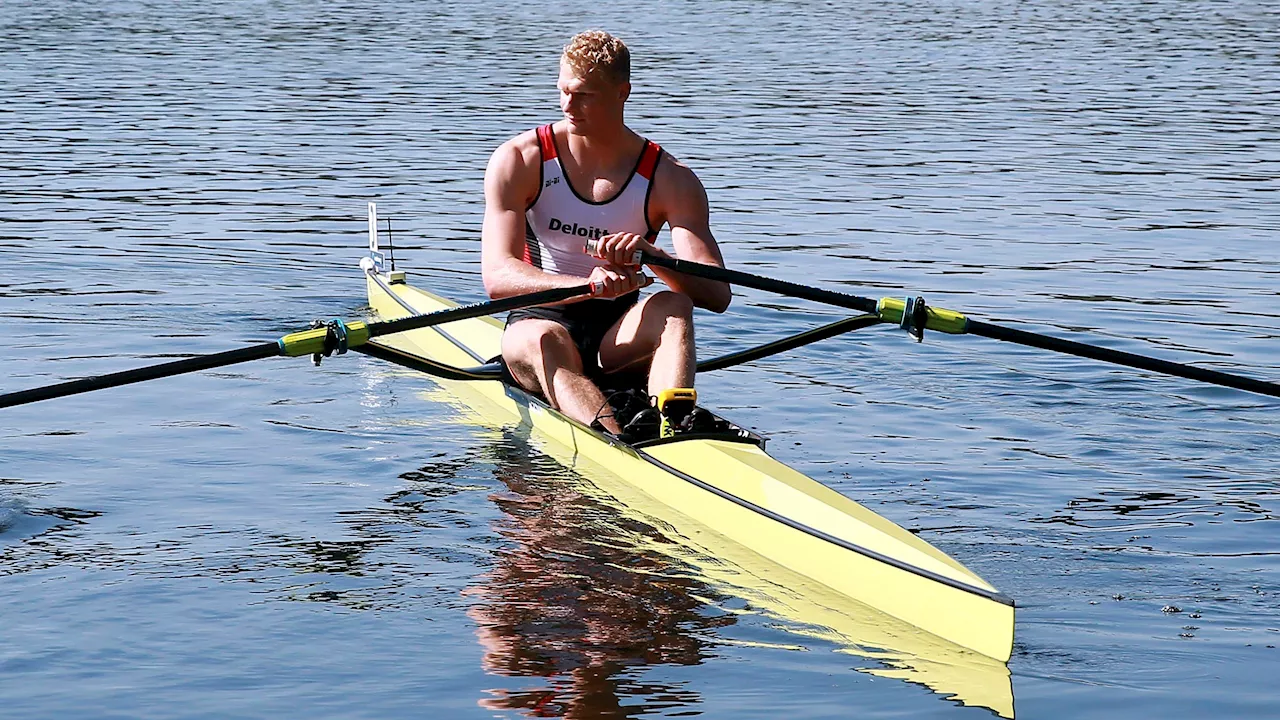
[2,0,1278,717]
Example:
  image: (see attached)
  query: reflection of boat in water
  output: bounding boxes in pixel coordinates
[450,419,1014,718]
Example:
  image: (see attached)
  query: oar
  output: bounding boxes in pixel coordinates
[0,282,595,410]
[596,244,1280,399]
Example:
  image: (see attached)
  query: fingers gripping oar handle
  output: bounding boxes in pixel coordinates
[584,238,645,266]
[0,283,597,410]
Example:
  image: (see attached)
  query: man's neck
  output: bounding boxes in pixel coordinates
[562,121,641,170]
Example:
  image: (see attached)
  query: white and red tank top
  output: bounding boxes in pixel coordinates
[523,124,663,278]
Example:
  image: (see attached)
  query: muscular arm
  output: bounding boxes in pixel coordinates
[647,158,732,313]
[481,137,581,299]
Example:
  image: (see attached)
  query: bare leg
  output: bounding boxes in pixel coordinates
[501,319,622,434]
[598,291,696,398]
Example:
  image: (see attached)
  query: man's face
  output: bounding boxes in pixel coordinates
[558,62,629,134]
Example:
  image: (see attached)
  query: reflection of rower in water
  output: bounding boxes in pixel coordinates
[465,432,732,717]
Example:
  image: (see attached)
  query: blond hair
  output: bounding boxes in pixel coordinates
[562,30,630,85]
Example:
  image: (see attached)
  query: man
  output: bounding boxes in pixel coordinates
[481,30,730,435]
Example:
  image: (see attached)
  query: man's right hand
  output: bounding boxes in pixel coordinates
[587,264,643,298]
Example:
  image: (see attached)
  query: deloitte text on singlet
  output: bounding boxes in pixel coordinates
[523,124,663,277]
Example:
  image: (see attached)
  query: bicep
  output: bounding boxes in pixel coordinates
[481,146,533,271]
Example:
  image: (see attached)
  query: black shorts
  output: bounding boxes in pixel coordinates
[506,290,640,381]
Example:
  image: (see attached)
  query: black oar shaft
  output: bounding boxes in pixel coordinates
[634,250,1280,400]
[642,253,880,315]
[968,320,1280,399]
[0,342,280,410]
[0,282,598,411]
[698,315,881,373]
[366,284,593,339]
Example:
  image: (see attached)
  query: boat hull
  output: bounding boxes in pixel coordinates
[365,272,1015,663]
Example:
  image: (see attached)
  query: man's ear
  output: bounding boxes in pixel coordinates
[619,82,632,103]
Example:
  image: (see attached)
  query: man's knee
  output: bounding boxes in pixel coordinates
[647,291,694,323]
[647,292,694,336]
[503,321,581,369]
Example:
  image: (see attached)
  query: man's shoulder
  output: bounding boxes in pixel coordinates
[652,147,704,196]
[487,127,544,181]
[497,127,541,157]
[504,126,543,155]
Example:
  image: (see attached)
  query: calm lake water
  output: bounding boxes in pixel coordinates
[2,0,1278,717]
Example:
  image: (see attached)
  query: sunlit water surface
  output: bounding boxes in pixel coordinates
[2,1,1278,718]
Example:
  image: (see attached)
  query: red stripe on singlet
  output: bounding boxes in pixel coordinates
[537,124,557,160]
[637,141,661,180]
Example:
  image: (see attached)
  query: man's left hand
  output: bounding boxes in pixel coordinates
[591,232,663,267]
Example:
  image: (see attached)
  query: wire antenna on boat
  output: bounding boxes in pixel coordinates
[384,218,397,271]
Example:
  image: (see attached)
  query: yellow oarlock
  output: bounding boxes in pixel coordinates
[277,320,372,358]
[875,298,969,335]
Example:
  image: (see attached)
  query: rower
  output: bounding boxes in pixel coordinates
[480,30,731,436]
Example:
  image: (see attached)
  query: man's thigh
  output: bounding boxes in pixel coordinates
[597,294,668,374]
[502,318,584,384]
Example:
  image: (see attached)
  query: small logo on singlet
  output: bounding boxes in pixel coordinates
[545,177,560,188]
[548,217,609,239]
